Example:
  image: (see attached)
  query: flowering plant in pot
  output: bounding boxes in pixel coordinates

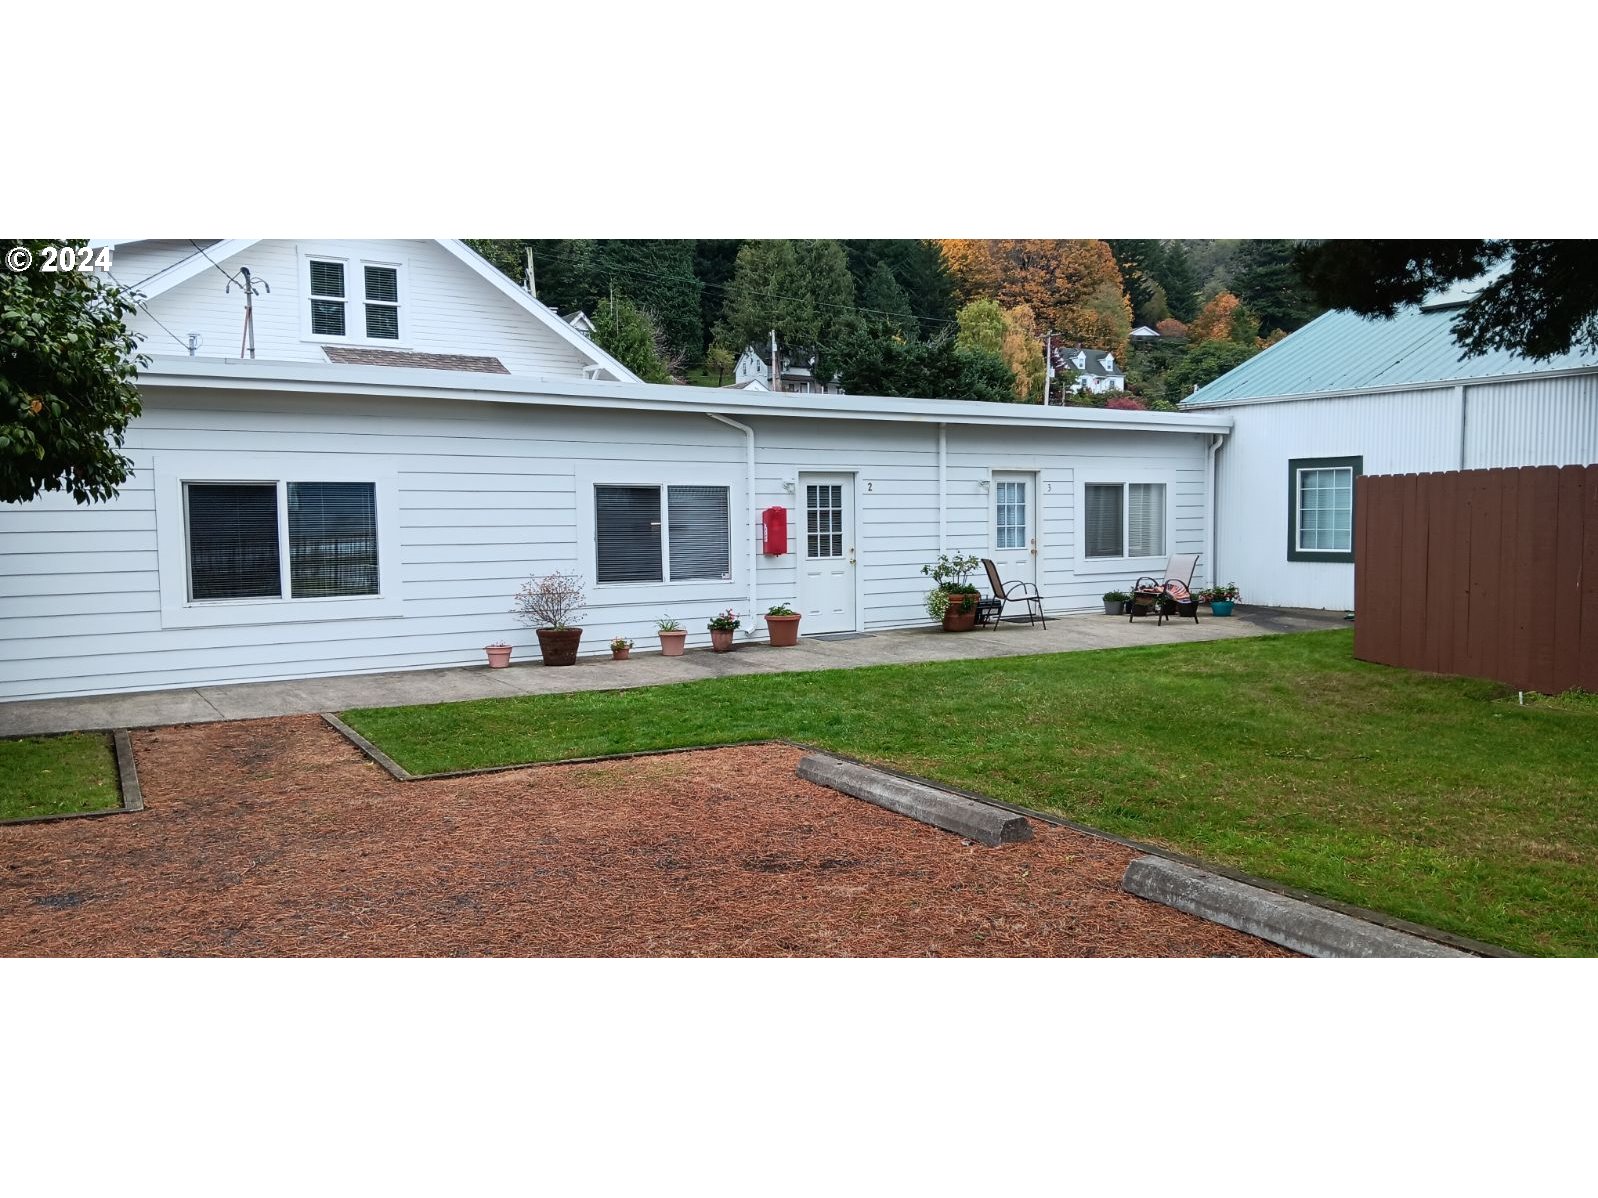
[764,602,802,647]
[656,615,687,657]
[707,608,741,652]
[484,641,513,668]
[1200,582,1240,616]
[921,552,983,632]
[610,636,633,661]
[511,571,586,666]
[1102,590,1129,616]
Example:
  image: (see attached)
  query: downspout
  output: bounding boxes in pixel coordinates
[1456,383,1468,469]
[707,412,758,636]
[1206,433,1225,589]
[938,423,948,554]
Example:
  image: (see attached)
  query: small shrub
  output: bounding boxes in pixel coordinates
[766,602,797,617]
[707,609,741,632]
[512,572,586,630]
[1103,590,1129,603]
[656,615,683,632]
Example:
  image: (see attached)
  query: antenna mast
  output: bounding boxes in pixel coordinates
[227,267,271,360]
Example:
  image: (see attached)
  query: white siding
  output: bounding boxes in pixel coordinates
[122,240,594,377]
[0,393,1213,700]
[1215,373,1598,609]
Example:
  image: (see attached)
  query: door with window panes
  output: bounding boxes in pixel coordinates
[797,474,856,633]
[990,472,1038,593]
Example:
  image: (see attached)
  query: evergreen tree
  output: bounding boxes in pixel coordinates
[591,297,675,384]
[1153,241,1201,322]
[1231,239,1324,336]
[859,261,916,335]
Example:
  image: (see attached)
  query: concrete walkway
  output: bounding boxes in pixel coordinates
[0,607,1347,736]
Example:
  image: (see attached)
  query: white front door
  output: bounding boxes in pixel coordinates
[990,471,1038,593]
[797,473,856,633]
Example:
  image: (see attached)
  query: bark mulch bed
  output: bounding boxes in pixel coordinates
[0,715,1291,957]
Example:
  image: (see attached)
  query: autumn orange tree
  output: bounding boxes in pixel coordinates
[954,299,1046,402]
[938,239,1132,358]
[1187,291,1261,346]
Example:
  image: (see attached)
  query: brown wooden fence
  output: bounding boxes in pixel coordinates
[1354,465,1598,693]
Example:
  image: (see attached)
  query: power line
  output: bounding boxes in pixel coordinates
[188,239,242,286]
[106,270,191,352]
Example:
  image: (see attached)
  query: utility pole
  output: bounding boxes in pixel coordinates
[524,247,537,297]
[769,328,780,394]
[1042,330,1055,406]
[227,267,270,360]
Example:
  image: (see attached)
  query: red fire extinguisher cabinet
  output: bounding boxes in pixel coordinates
[761,505,788,555]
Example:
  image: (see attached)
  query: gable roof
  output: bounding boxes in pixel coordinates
[104,238,640,383]
[1052,346,1120,376]
[1181,305,1598,408]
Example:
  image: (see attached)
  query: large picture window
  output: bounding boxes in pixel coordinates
[184,480,380,601]
[1287,456,1361,563]
[1084,482,1166,559]
[595,483,732,584]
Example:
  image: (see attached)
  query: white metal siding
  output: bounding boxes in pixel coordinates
[122,240,594,376]
[0,395,1213,700]
[1215,374,1598,609]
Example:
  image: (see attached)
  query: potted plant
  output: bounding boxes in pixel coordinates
[484,642,513,669]
[1203,582,1241,616]
[707,608,741,652]
[657,615,687,656]
[1102,590,1129,616]
[511,570,586,667]
[610,636,633,661]
[764,602,802,647]
[920,552,983,632]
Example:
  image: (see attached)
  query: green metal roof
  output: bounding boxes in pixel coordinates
[1180,304,1598,407]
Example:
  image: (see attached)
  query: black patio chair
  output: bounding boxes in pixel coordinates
[1129,552,1201,626]
[980,558,1047,629]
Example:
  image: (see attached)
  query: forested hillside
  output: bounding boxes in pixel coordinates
[466,238,1325,406]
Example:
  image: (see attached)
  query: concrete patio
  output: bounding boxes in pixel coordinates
[0,606,1347,736]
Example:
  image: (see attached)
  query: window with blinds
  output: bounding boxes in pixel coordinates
[288,482,379,597]
[364,265,400,340]
[186,484,283,600]
[1084,484,1124,558]
[1297,467,1353,552]
[309,260,346,337]
[596,486,664,583]
[595,483,733,584]
[667,485,731,580]
[1128,483,1166,557]
[1085,482,1166,558]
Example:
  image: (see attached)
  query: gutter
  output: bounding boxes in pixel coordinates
[1206,432,1225,587]
[1181,362,1598,412]
[707,413,758,636]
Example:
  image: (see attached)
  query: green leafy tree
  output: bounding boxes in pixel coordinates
[1295,239,1598,359]
[829,324,1015,403]
[715,239,858,359]
[704,345,735,386]
[1,241,148,504]
[1166,339,1259,398]
[954,297,1007,358]
[591,297,675,384]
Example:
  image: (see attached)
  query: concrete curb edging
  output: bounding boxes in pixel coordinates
[1121,856,1472,958]
[796,753,1032,847]
[0,729,144,827]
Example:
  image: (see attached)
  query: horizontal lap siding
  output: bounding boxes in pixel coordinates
[126,240,592,377]
[0,399,1213,699]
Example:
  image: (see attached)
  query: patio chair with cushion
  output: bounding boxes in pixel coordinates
[1128,552,1201,626]
[979,558,1047,629]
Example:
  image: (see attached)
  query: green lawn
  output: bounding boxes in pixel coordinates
[0,733,122,821]
[341,630,1598,956]
[681,367,730,388]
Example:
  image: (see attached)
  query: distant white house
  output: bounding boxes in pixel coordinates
[563,310,596,337]
[1051,346,1125,395]
[1130,325,1162,342]
[734,344,843,394]
[1181,280,1598,611]
[0,238,1229,703]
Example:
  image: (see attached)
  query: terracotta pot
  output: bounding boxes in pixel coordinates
[484,645,512,669]
[659,630,687,656]
[535,627,582,667]
[710,628,736,653]
[941,602,978,632]
[612,647,631,661]
[766,614,801,647]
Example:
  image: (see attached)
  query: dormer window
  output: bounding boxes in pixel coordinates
[304,251,405,344]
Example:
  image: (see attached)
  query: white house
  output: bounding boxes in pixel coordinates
[1181,283,1598,611]
[733,344,843,394]
[0,239,1229,702]
[1051,346,1125,395]
[563,310,596,337]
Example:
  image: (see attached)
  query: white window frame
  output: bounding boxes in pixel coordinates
[154,454,401,629]
[298,246,410,347]
[1289,459,1358,560]
[575,463,743,595]
[1074,469,1177,576]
